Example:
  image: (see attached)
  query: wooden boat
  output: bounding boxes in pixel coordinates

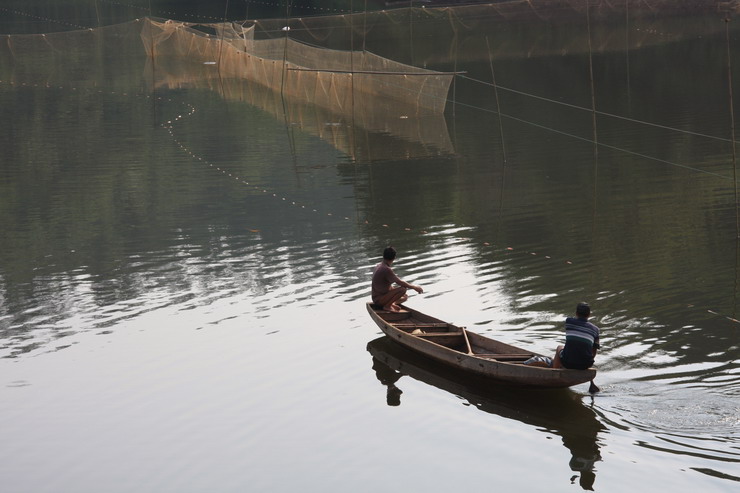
[366,302,597,388]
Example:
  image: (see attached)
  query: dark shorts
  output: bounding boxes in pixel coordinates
[559,349,593,370]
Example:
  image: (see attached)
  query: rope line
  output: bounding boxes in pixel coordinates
[0,7,92,30]
[444,94,731,179]
[459,74,737,145]
[98,0,350,22]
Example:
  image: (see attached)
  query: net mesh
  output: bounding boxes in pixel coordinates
[140,17,454,115]
[0,16,454,162]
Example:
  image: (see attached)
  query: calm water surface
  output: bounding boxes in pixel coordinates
[1,1,738,491]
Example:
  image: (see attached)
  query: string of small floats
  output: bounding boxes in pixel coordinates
[0,6,91,30]
[153,85,740,326]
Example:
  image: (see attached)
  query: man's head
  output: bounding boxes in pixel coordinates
[383,246,397,261]
[576,302,591,318]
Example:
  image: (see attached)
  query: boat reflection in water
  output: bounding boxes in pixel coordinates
[367,336,606,490]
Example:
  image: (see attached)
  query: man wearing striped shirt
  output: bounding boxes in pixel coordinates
[553,302,600,370]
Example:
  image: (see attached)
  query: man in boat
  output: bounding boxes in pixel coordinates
[552,302,600,370]
[371,246,423,312]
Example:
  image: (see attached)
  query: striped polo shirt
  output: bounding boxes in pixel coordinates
[561,316,600,369]
[564,316,600,347]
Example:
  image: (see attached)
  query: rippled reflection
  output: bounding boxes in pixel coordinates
[368,336,605,490]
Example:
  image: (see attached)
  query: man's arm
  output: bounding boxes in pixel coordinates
[397,278,423,294]
[390,270,423,294]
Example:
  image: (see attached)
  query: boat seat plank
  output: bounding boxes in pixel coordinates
[475,353,534,360]
[412,332,461,337]
[393,323,449,327]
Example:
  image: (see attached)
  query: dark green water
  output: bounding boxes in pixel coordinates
[1,1,738,491]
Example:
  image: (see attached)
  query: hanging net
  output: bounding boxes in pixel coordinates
[140,17,454,115]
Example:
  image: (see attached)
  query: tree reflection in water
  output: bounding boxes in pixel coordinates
[368,336,605,490]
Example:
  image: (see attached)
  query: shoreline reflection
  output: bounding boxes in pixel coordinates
[367,336,605,490]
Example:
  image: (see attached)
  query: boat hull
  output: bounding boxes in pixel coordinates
[366,302,596,388]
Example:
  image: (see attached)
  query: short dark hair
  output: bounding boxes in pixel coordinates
[576,302,591,317]
[383,246,397,260]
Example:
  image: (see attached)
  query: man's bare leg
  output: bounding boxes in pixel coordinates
[376,287,407,311]
[386,290,407,312]
[552,345,564,369]
[393,293,409,311]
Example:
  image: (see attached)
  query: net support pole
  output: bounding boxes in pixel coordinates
[486,36,509,240]
[585,0,602,295]
[724,14,740,322]
[586,0,600,251]
[485,37,508,169]
[624,0,631,106]
[94,0,101,27]
[725,17,740,239]
[350,0,356,162]
[586,0,599,177]
[217,0,230,92]
[408,2,414,66]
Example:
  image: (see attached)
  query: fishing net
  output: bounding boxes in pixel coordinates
[0,14,454,162]
[140,17,454,115]
[4,1,734,162]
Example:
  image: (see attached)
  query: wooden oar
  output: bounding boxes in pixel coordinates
[588,380,600,394]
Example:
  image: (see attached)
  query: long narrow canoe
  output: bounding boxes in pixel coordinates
[366,302,596,388]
